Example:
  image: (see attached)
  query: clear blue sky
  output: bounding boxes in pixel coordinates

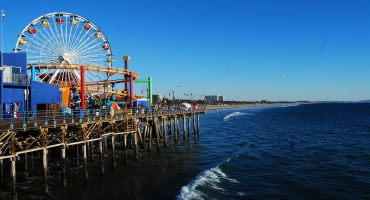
[1,0,369,101]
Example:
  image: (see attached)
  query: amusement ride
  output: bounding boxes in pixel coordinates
[13,12,143,109]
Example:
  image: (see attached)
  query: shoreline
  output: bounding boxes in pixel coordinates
[204,103,298,111]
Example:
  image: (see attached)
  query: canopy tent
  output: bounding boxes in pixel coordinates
[182,102,192,108]
[106,101,121,110]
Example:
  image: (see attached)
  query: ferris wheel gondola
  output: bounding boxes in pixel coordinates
[14,12,114,85]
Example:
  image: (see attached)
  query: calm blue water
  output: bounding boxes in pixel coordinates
[1,103,370,199]
[177,103,370,199]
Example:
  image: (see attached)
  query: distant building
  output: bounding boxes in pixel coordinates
[205,95,217,101]
[205,95,225,102]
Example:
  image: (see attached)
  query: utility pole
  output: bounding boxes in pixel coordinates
[1,10,5,68]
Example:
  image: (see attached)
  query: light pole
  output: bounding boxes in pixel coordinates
[162,93,167,105]
[200,93,207,108]
[1,10,5,68]
[184,91,193,99]
[193,94,200,101]
[0,10,5,117]
[201,93,206,101]
[169,89,175,108]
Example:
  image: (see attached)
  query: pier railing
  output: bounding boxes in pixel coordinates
[0,104,206,199]
[0,105,206,130]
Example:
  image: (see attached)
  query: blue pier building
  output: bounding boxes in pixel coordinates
[0,52,62,118]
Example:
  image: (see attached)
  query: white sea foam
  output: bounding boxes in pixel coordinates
[177,166,240,200]
[176,176,204,200]
[237,192,246,196]
[223,112,247,121]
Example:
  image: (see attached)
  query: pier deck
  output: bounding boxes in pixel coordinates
[0,108,205,199]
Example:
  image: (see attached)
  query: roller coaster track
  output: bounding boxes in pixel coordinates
[27,64,138,81]
[27,64,138,86]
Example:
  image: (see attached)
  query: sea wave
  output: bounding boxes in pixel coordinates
[281,104,300,108]
[176,166,239,200]
[223,112,247,121]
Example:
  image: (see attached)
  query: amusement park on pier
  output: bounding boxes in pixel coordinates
[0,11,205,199]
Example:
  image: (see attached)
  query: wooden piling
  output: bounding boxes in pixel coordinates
[0,159,3,189]
[61,125,67,189]
[81,124,88,181]
[43,148,49,195]
[174,117,178,143]
[134,132,138,161]
[11,157,17,200]
[11,131,17,199]
[83,143,88,181]
[75,145,79,166]
[61,146,66,189]
[112,135,116,170]
[110,119,116,170]
[24,153,28,182]
[97,123,104,175]
[187,116,191,138]
[123,133,128,165]
[41,128,49,196]
[177,118,180,138]
[90,141,94,162]
[142,125,147,143]
[127,133,133,149]
[99,139,104,175]
[104,137,108,156]
[197,114,200,135]
[193,114,197,137]
[154,118,161,151]
[168,120,172,135]
[163,118,167,146]
[147,125,152,152]
[157,120,163,139]
[136,125,146,149]
[183,115,186,139]
[161,117,166,135]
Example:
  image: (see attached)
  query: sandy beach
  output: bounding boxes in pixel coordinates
[204,103,298,110]
[205,103,264,110]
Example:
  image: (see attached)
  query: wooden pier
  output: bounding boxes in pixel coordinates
[0,108,205,199]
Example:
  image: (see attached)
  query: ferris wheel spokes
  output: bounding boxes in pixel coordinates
[15,12,114,85]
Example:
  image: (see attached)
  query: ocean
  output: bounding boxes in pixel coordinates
[1,103,370,199]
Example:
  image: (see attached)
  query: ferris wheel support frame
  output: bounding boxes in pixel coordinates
[81,65,85,109]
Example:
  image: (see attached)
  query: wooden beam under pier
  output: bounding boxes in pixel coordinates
[0,109,205,198]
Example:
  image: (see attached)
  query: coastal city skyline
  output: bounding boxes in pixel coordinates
[0,0,369,102]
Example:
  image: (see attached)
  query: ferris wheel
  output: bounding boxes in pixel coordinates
[14,12,114,86]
